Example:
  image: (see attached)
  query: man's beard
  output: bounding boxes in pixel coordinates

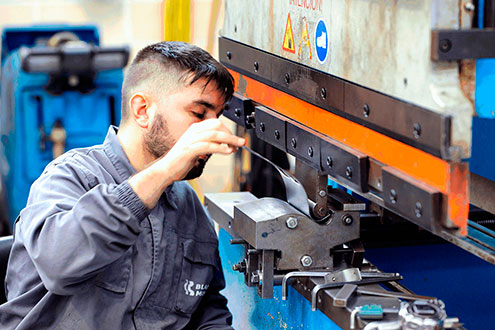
[143,113,210,180]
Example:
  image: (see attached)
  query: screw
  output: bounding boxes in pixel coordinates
[300,255,313,267]
[259,122,265,132]
[326,156,333,168]
[345,166,353,179]
[439,39,452,53]
[285,73,291,84]
[234,108,241,118]
[226,51,232,60]
[274,130,280,140]
[286,217,298,229]
[464,2,475,12]
[415,202,423,218]
[319,190,326,197]
[413,123,422,139]
[363,104,370,117]
[254,61,259,72]
[342,214,353,226]
[321,87,327,100]
[308,146,313,157]
[291,137,297,149]
[390,189,397,204]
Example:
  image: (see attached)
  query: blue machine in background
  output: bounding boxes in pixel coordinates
[0,25,128,228]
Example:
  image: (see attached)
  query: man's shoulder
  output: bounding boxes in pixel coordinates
[38,144,109,185]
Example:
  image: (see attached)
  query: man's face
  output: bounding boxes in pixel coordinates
[143,78,225,180]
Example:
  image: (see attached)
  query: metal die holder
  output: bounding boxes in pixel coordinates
[431,28,495,61]
[254,105,287,152]
[223,93,255,128]
[286,122,321,170]
[382,167,443,234]
[254,105,370,193]
[233,197,360,271]
[320,137,369,193]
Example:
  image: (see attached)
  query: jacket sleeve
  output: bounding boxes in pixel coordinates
[185,259,233,330]
[16,156,149,295]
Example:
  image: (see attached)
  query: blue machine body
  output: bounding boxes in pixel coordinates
[0,25,123,224]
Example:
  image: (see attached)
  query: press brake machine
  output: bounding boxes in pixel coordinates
[205,1,495,329]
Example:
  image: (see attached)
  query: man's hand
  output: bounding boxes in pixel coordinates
[129,119,245,209]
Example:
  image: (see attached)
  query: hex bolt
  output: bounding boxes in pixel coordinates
[245,114,255,128]
[345,166,353,179]
[300,255,313,267]
[254,61,259,72]
[308,146,314,157]
[226,51,232,60]
[363,104,370,117]
[259,122,265,132]
[286,217,298,229]
[326,156,333,168]
[390,189,398,204]
[439,39,452,53]
[319,190,327,197]
[415,202,423,218]
[285,73,291,84]
[274,130,280,140]
[321,87,327,100]
[413,123,422,139]
[342,214,354,226]
[291,137,297,149]
[234,108,241,118]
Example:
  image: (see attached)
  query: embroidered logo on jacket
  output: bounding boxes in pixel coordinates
[184,279,209,296]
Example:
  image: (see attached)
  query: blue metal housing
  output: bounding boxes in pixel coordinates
[0,25,123,225]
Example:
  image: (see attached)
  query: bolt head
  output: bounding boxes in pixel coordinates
[285,73,291,84]
[308,146,313,157]
[319,190,327,197]
[274,130,280,140]
[413,123,422,139]
[390,189,397,204]
[234,108,241,118]
[342,214,353,226]
[439,39,452,53]
[345,166,353,179]
[259,122,265,132]
[286,217,298,229]
[321,87,327,100]
[464,2,475,12]
[326,156,333,168]
[300,255,313,267]
[415,201,423,218]
[291,138,297,148]
[226,51,232,60]
[363,104,370,117]
[254,61,259,72]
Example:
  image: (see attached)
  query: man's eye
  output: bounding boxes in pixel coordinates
[192,112,205,119]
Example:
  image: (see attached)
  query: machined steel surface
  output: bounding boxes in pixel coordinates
[233,196,359,270]
[222,0,474,158]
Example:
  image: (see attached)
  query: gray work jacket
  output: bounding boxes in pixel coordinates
[0,126,233,330]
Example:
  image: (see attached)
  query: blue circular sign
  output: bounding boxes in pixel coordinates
[314,18,328,64]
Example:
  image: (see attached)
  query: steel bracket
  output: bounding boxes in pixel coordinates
[431,28,495,61]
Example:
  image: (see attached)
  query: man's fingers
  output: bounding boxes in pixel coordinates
[193,130,245,147]
[190,141,236,155]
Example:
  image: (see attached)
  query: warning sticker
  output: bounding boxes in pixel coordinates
[282,13,296,53]
[298,17,312,60]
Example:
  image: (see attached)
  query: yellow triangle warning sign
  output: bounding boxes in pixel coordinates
[298,17,312,60]
[282,13,295,54]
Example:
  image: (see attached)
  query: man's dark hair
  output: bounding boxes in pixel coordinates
[121,41,234,122]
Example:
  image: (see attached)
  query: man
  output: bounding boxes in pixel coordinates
[0,41,245,329]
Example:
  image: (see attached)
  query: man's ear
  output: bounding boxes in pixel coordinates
[129,93,151,128]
